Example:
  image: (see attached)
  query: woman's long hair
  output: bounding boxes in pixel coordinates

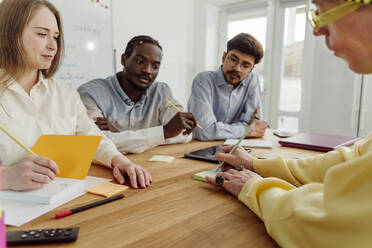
[0,0,64,88]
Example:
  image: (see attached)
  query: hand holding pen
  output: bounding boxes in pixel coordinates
[215,122,256,172]
[0,124,58,191]
[215,145,255,172]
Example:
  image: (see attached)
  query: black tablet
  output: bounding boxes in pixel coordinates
[184,145,251,163]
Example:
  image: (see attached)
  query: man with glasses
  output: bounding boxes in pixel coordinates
[188,33,267,140]
[205,1,372,247]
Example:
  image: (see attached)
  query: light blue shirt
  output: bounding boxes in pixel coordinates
[188,67,262,140]
[78,73,191,153]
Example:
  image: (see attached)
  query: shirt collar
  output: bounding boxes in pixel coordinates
[37,71,48,87]
[216,66,250,88]
[8,70,48,94]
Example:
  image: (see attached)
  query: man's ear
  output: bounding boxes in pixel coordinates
[222,52,227,64]
[121,53,127,67]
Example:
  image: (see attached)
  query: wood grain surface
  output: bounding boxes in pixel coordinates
[7,131,321,248]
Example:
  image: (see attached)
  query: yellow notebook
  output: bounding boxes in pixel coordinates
[193,169,218,182]
[32,135,102,179]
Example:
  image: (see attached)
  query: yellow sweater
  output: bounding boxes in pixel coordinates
[238,132,372,248]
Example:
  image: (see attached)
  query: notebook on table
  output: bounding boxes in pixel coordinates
[278,133,359,152]
[0,177,86,205]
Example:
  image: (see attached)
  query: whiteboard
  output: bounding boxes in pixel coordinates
[50,0,114,88]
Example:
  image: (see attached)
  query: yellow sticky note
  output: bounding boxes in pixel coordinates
[32,135,102,179]
[85,182,129,198]
[193,169,218,182]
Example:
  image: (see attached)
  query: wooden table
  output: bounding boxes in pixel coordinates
[7,131,320,248]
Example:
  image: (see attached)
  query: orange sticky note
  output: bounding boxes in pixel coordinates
[32,135,102,179]
[85,182,129,198]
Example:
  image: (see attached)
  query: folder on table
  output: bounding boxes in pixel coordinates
[278,133,359,152]
[32,135,102,179]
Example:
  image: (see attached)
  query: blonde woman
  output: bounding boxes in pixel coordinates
[207,0,372,247]
[0,0,151,191]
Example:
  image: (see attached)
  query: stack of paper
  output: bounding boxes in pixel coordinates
[224,139,273,148]
[0,176,110,227]
[0,177,87,205]
[0,134,109,226]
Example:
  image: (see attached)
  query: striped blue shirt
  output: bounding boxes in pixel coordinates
[188,67,262,140]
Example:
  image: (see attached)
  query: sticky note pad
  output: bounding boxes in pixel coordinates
[194,169,218,182]
[32,135,102,179]
[148,155,175,163]
[85,182,129,198]
[0,210,5,248]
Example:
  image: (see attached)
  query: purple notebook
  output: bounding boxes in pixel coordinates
[279,133,359,152]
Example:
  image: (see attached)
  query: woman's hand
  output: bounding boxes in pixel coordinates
[111,154,152,189]
[215,145,255,171]
[1,156,59,191]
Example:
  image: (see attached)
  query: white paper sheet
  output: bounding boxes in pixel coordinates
[0,177,87,205]
[148,155,175,163]
[1,176,110,227]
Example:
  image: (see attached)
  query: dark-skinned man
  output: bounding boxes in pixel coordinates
[78,35,196,153]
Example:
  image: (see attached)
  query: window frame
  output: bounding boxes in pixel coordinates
[219,0,314,132]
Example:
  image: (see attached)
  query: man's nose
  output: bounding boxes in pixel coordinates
[142,63,152,74]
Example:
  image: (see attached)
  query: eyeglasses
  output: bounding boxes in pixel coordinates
[307,1,364,31]
[226,53,254,71]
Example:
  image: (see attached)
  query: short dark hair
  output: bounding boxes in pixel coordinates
[227,33,263,64]
[124,35,162,58]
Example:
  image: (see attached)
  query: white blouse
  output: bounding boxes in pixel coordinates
[0,73,121,167]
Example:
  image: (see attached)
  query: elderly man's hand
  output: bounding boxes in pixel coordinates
[206,169,262,197]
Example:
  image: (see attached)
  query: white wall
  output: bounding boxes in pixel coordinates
[112,0,199,107]
[205,4,221,70]
[113,0,369,137]
[305,37,360,136]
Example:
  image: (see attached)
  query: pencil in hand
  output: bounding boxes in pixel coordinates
[215,122,256,172]
[166,100,203,130]
[0,124,36,155]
